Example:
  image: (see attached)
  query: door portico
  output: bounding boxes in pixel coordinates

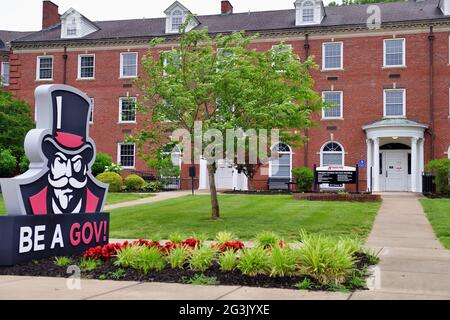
[363,119,428,193]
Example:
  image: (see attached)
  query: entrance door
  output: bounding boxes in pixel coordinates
[384,151,407,191]
[215,159,234,190]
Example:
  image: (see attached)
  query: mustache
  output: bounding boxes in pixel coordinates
[48,175,87,189]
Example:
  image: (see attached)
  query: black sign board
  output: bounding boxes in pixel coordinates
[316,170,357,185]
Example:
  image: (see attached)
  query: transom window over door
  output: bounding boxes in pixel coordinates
[384,89,406,117]
[36,56,53,80]
[119,97,137,123]
[118,143,135,168]
[120,52,138,78]
[321,142,344,166]
[270,143,292,178]
[302,1,314,22]
[78,55,95,79]
[323,42,343,70]
[322,91,343,119]
[384,39,405,67]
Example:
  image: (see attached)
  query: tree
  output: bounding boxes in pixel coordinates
[0,90,34,162]
[136,19,321,218]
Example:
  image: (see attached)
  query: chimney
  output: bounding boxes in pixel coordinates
[221,1,233,15]
[42,1,60,29]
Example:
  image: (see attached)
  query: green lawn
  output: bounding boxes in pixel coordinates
[110,195,381,241]
[0,192,155,215]
[420,199,450,249]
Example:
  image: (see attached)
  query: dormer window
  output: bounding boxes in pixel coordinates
[66,17,78,36]
[171,10,183,32]
[60,8,99,39]
[302,1,314,23]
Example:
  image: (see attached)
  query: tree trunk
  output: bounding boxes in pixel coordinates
[248,177,255,191]
[207,162,220,220]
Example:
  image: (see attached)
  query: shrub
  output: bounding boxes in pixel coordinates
[426,158,450,193]
[297,231,356,285]
[80,258,101,271]
[168,232,185,243]
[237,247,270,277]
[189,246,217,272]
[215,231,236,245]
[19,156,29,173]
[54,256,72,267]
[143,181,164,192]
[0,149,17,177]
[218,250,239,272]
[96,172,123,192]
[92,153,112,176]
[256,231,281,249]
[114,245,140,268]
[124,174,145,191]
[268,245,298,277]
[292,167,314,192]
[295,278,314,290]
[105,163,122,175]
[134,246,166,273]
[166,246,191,269]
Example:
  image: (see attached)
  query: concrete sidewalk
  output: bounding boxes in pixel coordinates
[359,192,450,299]
[104,190,192,210]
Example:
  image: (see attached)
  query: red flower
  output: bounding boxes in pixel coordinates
[213,241,245,253]
[82,242,128,261]
[181,238,201,249]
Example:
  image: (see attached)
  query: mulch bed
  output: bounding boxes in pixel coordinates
[0,253,373,291]
[293,193,381,202]
[422,192,450,199]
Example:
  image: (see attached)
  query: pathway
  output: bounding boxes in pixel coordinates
[104,190,192,210]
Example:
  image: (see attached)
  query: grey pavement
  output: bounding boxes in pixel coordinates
[104,190,192,210]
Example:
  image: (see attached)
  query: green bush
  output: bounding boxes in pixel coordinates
[143,181,163,192]
[215,231,236,245]
[189,246,217,272]
[124,174,145,191]
[114,245,140,268]
[166,246,190,269]
[0,149,17,177]
[133,246,165,273]
[218,250,239,272]
[237,247,270,276]
[426,158,450,193]
[292,167,314,192]
[19,156,29,173]
[256,231,280,249]
[105,163,122,175]
[268,245,298,277]
[96,172,123,192]
[92,153,112,177]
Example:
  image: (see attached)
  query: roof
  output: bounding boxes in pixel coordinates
[0,30,34,51]
[12,0,450,44]
[362,118,429,130]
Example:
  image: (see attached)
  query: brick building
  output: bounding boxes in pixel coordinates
[3,0,450,192]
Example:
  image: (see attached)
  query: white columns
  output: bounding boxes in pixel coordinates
[366,139,373,192]
[411,137,418,192]
[418,138,424,192]
[373,138,380,192]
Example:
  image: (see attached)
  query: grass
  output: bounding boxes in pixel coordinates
[0,192,155,215]
[110,195,380,241]
[420,199,450,249]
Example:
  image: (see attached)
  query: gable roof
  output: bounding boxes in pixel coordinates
[0,30,34,51]
[12,0,450,45]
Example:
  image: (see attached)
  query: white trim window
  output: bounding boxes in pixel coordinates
[321,142,344,166]
[36,56,53,80]
[1,62,9,86]
[322,91,343,119]
[448,146,450,159]
[66,17,78,37]
[119,97,137,123]
[270,143,292,178]
[118,143,135,169]
[384,38,406,68]
[322,42,343,70]
[78,54,95,79]
[171,9,184,32]
[302,1,315,23]
[271,44,293,71]
[89,98,94,123]
[120,52,138,78]
[384,89,406,118]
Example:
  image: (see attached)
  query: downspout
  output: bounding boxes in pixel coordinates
[428,26,435,160]
[62,46,68,84]
[303,33,310,167]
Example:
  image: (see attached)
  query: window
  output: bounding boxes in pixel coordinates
[384,89,406,117]
[322,91,343,119]
[120,52,138,78]
[36,56,53,80]
[78,54,95,79]
[302,1,315,22]
[384,39,405,67]
[171,10,183,32]
[271,44,293,71]
[1,62,9,86]
[163,50,181,76]
[89,98,94,123]
[118,143,135,168]
[270,143,292,178]
[323,42,343,70]
[67,17,78,36]
[321,142,344,166]
[448,146,450,159]
[119,97,137,123]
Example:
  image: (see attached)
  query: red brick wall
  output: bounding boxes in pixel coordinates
[10,29,450,190]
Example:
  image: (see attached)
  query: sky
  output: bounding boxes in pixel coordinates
[0,0,334,31]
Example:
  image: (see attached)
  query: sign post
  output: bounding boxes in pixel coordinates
[0,85,109,266]
[314,165,359,192]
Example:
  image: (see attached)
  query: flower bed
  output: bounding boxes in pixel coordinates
[0,231,378,292]
[293,193,381,202]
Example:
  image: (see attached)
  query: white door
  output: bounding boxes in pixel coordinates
[215,159,234,190]
[384,151,407,191]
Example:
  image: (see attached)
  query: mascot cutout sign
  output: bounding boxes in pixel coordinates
[0,85,110,265]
